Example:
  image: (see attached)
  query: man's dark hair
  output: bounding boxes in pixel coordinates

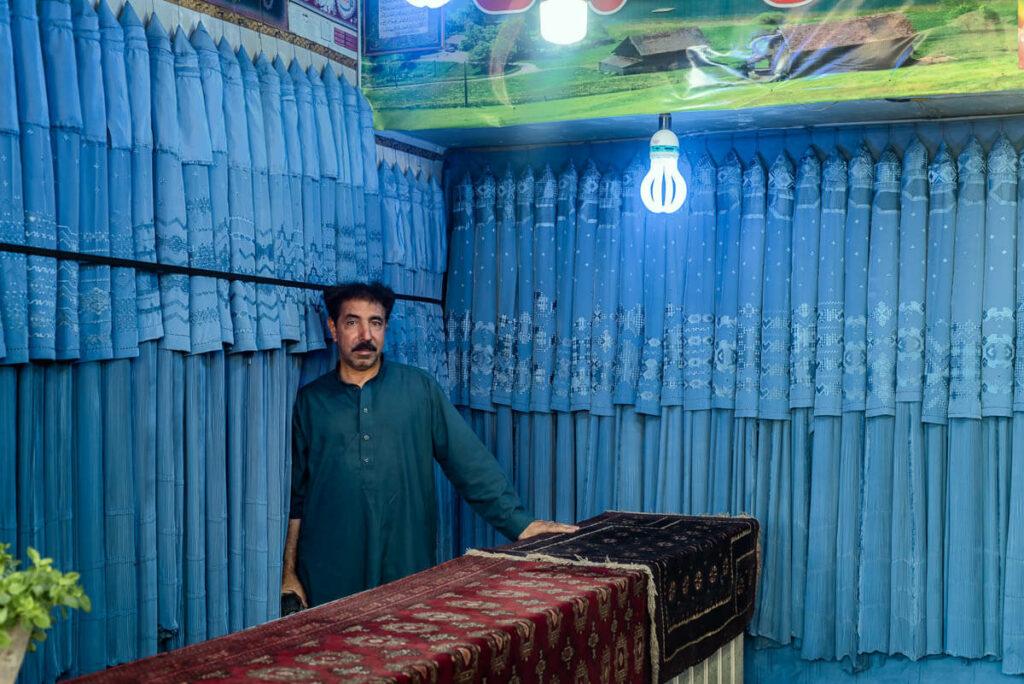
[323,282,397,322]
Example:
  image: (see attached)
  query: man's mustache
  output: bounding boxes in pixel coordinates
[352,342,377,352]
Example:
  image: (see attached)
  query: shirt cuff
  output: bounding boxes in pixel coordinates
[503,510,534,541]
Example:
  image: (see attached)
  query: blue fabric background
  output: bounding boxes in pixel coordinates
[447,116,1024,679]
[0,2,447,680]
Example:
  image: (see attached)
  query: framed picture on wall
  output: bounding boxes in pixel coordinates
[291,0,358,30]
[288,0,359,60]
[206,0,289,29]
[362,0,443,56]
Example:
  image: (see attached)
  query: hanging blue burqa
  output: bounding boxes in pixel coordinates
[921,143,957,654]
[244,52,282,351]
[289,59,324,351]
[731,155,766,517]
[148,17,190,353]
[407,169,427,295]
[978,136,1016,659]
[41,0,81,360]
[709,150,742,514]
[122,4,161,345]
[255,53,300,344]
[946,138,988,659]
[859,146,902,653]
[309,65,337,290]
[1005,145,1024,673]
[551,163,577,521]
[95,0,140,667]
[98,0,138,358]
[613,158,646,511]
[512,166,535,506]
[751,152,794,642]
[11,0,58,360]
[357,87,382,280]
[379,163,403,289]
[445,175,474,406]
[173,28,221,354]
[191,23,231,642]
[72,0,112,362]
[274,56,309,353]
[0,0,26,365]
[528,165,557,518]
[70,1,110,674]
[584,170,621,516]
[321,65,356,285]
[802,150,847,660]
[339,74,367,279]
[192,24,232,347]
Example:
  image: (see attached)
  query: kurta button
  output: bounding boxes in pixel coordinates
[363,433,371,441]
[362,407,369,414]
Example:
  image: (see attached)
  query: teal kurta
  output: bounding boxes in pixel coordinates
[290,358,532,605]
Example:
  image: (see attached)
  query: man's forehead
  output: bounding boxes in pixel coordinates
[340,298,386,317]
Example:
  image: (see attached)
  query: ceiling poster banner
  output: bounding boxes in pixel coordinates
[360,0,1024,131]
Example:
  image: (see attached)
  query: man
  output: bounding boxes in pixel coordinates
[282,282,576,607]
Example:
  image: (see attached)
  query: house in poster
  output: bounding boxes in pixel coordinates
[599,28,712,75]
[767,12,918,79]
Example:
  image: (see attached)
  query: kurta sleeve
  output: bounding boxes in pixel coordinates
[290,393,310,520]
[430,381,532,540]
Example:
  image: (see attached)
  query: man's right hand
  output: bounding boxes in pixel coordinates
[281,572,308,609]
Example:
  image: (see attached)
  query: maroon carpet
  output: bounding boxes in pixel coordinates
[484,512,761,681]
[73,555,650,683]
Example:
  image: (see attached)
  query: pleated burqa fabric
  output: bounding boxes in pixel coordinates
[444,126,1024,677]
[709,151,741,515]
[41,0,81,361]
[0,0,26,365]
[11,0,57,360]
[858,146,901,655]
[1,5,442,679]
[613,158,646,512]
[732,156,766,519]
[1006,145,1024,673]
[888,138,929,659]
[246,54,282,352]
[802,151,847,661]
[71,1,110,674]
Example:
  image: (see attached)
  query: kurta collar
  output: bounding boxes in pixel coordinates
[336,354,389,390]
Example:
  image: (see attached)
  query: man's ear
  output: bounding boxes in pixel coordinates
[327,317,338,343]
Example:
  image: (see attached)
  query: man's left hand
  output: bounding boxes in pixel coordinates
[518,520,579,540]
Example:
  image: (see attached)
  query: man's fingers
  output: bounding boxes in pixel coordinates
[519,520,580,539]
[282,575,309,608]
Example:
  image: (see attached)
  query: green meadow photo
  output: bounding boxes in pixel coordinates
[362,0,1024,130]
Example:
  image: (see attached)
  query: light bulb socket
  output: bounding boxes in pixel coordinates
[658,113,672,131]
[649,128,679,158]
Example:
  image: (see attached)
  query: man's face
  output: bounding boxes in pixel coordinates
[328,298,387,373]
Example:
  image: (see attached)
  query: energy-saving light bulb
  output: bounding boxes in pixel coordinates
[539,0,587,45]
[405,0,450,8]
[640,119,687,214]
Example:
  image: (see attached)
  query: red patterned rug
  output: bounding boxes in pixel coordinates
[475,512,760,682]
[73,556,650,683]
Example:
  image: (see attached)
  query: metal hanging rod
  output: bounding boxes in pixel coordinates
[0,242,443,306]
